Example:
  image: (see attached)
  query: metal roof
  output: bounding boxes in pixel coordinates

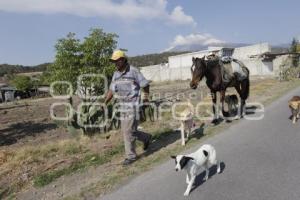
[0,86,17,91]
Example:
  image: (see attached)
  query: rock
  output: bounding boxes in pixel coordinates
[21,173,29,181]
[56,192,64,197]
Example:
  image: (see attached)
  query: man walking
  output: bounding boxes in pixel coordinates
[104,50,152,166]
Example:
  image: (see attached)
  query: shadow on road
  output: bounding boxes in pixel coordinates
[245,105,259,115]
[223,105,258,123]
[191,162,226,193]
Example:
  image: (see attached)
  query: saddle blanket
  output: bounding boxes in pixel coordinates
[221,56,248,82]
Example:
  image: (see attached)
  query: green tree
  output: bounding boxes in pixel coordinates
[11,75,33,91]
[290,38,299,67]
[46,28,118,134]
[47,28,118,95]
[81,28,117,75]
[79,28,118,99]
[48,32,82,95]
[77,28,118,134]
[290,38,299,53]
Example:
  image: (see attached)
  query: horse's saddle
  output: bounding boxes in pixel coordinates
[220,57,248,83]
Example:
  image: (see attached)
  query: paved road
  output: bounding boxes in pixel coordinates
[100,86,300,200]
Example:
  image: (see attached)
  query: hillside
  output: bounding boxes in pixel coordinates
[0,52,189,77]
[128,51,190,67]
[0,63,50,76]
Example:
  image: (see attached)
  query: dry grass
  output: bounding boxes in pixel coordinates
[0,133,124,198]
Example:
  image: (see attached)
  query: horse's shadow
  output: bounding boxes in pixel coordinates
[245,105,259,115]
[190,162,226,193]
[222,105,259,123]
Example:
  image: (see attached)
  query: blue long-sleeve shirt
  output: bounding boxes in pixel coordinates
[109,65,149,112]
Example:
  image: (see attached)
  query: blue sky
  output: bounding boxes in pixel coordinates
[0,0,299,65]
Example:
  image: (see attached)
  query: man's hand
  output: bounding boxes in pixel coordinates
[104,90,113,105]
[142,85,150,103]
[143,97,149,104]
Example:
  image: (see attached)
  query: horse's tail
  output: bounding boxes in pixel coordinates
[243,77,250,100]
[240,67,250,100]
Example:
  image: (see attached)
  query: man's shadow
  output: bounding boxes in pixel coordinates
[141,129,181,158]
[190,162,226,193]
[142,123,206,157]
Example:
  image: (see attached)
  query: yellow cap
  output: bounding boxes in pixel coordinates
[110,50,126,61]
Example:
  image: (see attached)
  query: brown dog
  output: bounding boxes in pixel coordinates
[289,96,300,124]
[178,108,194,146]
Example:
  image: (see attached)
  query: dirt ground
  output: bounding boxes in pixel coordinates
[0,98,69,149]
[0,77,299,200]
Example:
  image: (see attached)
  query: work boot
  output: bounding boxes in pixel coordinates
[122,158,137,166]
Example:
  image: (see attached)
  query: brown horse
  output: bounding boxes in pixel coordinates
[190,56,250,123]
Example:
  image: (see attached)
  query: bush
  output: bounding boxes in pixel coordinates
[281,66,300,81]
[10,75,33,91]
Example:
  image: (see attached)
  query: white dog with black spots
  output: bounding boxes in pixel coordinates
[171,144,221,196]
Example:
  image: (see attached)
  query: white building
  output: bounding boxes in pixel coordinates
[140,43,298,82]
